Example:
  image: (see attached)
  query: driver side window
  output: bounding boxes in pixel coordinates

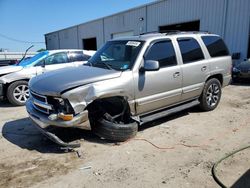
[45,52,68,65]
[145,40,177,68]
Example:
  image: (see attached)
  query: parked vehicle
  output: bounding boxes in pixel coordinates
[232,59,250,82]
[0,49,95,105]
[0,59,18,67]
[26,32,232,147]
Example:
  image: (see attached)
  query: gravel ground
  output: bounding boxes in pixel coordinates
[0,84,249,188]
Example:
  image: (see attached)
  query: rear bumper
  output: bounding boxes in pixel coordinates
[223,75,232,87]
[26,99,90,129]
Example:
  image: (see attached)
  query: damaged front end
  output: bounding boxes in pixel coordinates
[26,91,90,148]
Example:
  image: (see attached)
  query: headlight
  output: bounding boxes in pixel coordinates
[232,67,240,72]
[48,97,75,114]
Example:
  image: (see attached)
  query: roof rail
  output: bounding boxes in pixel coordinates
[139,30,210,36]
[164,30,210,35]
[139,31,162,35]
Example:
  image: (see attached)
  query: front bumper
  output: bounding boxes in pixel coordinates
[26,99,90,148]
[26,99,90,129]
[232,72,250,79]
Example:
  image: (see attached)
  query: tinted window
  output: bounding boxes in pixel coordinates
[145,40,177,68]
[45,52,68,65]
[178,38,204,64]
[202,36,229,57]
[69,51,90,62]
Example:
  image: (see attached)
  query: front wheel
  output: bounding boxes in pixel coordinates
[7,81,29,106]
[199,78,221,111]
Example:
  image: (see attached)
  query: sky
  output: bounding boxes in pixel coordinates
[0,0,155,52]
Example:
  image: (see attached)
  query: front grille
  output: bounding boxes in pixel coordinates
[30,91,53,114]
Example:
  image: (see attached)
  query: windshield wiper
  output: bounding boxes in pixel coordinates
[96,61,114,70]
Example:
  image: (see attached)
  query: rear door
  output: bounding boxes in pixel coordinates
[177,37,210,101]
[135,39,182,114]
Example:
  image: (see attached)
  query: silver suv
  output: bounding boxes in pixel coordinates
[26,32,232,147]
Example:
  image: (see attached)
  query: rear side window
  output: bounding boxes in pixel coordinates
[201,36,229,57]
[178,38,204,64]
[69,51,90,62]
[145,40,177,68]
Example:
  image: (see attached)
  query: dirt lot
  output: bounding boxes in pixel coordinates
[0,84,249,188]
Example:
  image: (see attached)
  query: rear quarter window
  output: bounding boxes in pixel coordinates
[201,36,229,57]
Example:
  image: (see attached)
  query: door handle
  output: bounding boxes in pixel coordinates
[173,72,180,78]
[201,66,207,72]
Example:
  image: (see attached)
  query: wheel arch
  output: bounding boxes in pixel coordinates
[3,79,30,97]
[86,95,133,122]
[206,74,223,86]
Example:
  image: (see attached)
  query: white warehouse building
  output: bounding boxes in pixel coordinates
[45,0,250,61]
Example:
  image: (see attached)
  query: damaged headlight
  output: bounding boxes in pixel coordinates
[53,97,75,114]
[47,97,75,121]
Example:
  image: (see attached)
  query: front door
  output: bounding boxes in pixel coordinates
[134,40,182,114]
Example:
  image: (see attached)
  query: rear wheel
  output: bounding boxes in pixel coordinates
[7,81,29,106]
[199,78,221,111]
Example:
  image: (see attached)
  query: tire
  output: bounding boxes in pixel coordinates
[91,118,138,142]
[7,80,29,106]
[199,78,221,111]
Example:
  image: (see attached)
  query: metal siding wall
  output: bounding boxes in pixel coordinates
[78,19,104,49]
[45,33,59,50]
[103,7,146,41]
[146,0,225,35]
[45,0,250,59]
[58,27,78,49]
[224,0,250,59]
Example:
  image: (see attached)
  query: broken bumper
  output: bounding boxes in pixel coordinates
[31,121,81,148]
[26,99,90,148]
[26,99,90,129]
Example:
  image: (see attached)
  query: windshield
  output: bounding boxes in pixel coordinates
[88,40,144,71]
[18,51,49,67]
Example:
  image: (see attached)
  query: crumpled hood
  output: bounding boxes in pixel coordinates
[0,65,23,76]
[30,66,122,96]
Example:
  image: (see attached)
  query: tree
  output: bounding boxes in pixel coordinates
[37,48,46,52]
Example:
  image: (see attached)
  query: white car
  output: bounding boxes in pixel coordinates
[0,49,95,105]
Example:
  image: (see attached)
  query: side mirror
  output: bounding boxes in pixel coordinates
[41,60,45,68]
[140,60,160,72]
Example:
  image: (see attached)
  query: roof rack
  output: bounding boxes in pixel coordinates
[164,30,210,35]
[140,30,210,36]
[139,31,163,35]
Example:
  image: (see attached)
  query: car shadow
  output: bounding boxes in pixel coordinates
[2,118,110,153]
[139,107,192,131]
[231,169,250,188]
[2,106,202,152]
[0,99,16,108]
